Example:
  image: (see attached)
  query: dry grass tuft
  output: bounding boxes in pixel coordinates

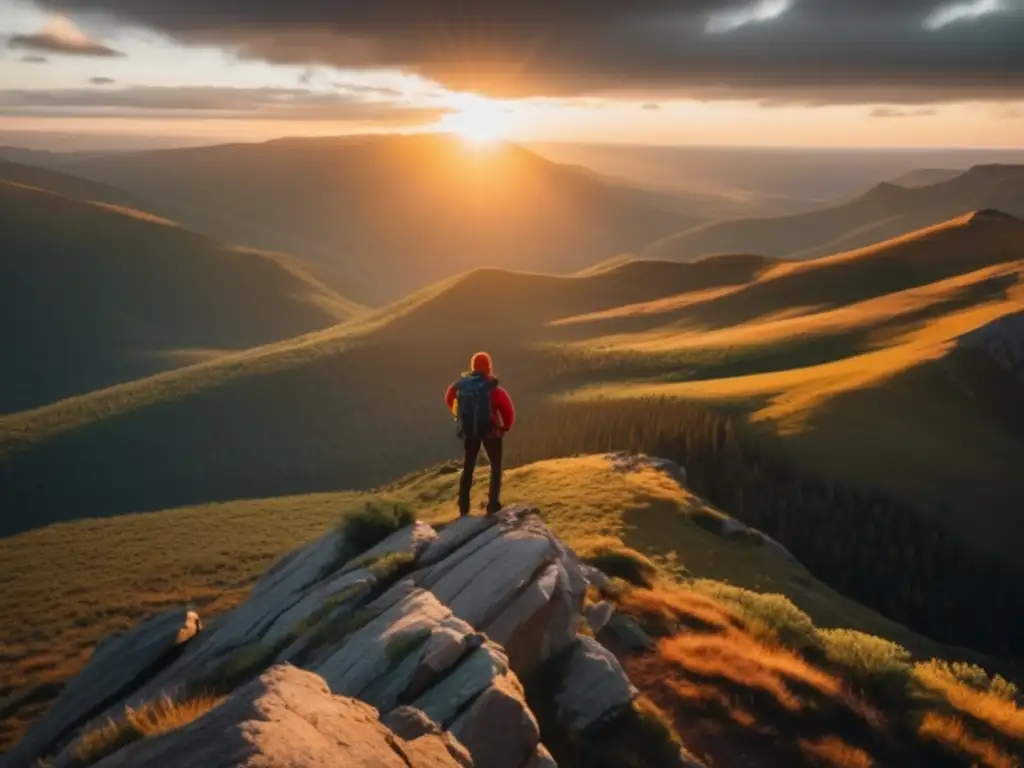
[798,735,875,768]
[917,712,1020,768]
[617,584,742,636]
[915,662,1024,742]
[71,695,223,767]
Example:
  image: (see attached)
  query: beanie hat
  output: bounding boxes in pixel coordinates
[470,352,493,376]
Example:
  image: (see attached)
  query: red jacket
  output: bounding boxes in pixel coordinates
[445,377,516,433]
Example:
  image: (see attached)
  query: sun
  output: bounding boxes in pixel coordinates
[439,101,512,145]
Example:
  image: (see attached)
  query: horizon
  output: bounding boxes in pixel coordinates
[2,1,1024,151]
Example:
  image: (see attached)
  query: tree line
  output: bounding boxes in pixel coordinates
[507,397,1024,660]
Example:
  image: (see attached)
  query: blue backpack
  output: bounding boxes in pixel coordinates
[454,374,497,439]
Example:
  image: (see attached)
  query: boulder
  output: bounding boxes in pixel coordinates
[555,637,638,732]
[586,601,614,634]
[54,665,466,768]
[521,744,558,768]
[1,608,201,768]
[449,674,541,768]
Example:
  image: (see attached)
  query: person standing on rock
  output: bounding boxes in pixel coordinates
[444,352,516,517]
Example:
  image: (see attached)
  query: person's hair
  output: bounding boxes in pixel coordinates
[470,352,493,376]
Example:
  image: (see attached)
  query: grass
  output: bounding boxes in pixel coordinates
[574,537,659,587]
[1,454,985,754]
[613,579,1023,768]
[2,455,1021,766]
[68,694,223,768]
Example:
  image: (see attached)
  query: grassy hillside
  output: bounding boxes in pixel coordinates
[0,213,1021,662]
[0,180,362,412]
[645,164,1024,264]
[0,160,150,209]
[29,134,699,304]
[1,455,1019,763]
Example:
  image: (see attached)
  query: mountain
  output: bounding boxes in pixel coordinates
[889,168,962,188]
[0,179,362,413]
[23,134,700,305]
[2,458,1020,765]
[644,164,1024,264]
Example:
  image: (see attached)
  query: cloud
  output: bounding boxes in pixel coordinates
[924,0,1007,30]
[641,102,661,110]
[20,54,49,63]
[705,0,793,34]
[27,1,1024,102]
[7,15,124,57]
[870,106,939,117]
[0,85,453,124]
[89,76,115,85]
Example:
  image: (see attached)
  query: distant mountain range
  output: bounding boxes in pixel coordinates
[644,164,1024,263]
[5,135,698,305]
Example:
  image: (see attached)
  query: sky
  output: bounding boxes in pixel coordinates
[1,0,1023,149]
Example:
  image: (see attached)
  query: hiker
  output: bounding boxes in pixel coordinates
[444,352,516,517]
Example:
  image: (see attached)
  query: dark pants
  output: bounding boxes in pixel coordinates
[459,436,503,515]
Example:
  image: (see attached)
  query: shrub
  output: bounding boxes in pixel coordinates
[690,581,822,654]
[818,628,912,704]
[915,660,1020,703]
[71,695,222,767]
[577,537,659,588]
[338,501,416,559]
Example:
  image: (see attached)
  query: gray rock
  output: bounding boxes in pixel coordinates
[1,608,201,768]
[63,665,465,768]
[260,567,375,651]
[556,637,638,732]
[429,516,560,632]
[579,563,612,592]
[603,614,654,651]
[586,601,614,634]
[383,708,474,768]
[449,674,540,768]
[420,514,501,567]
[521,744,558,768]
[313,589,453,697]
[608,452,687,487]
[337,521,438,577]
[412,643,511,728]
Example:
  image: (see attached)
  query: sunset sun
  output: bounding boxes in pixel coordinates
[439,101,512,144]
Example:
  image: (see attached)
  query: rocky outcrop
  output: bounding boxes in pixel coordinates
[1,608,201,768]
[6,504,680,768]
[56,665,468,768]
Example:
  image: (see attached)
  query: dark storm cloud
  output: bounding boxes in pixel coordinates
[0,85,453,123]
[8,29,124,57]
[28,0,1024,102]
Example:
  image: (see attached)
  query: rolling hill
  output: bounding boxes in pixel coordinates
[644,164,1024,264]
[0,179,362,413]
[0,211,1021,555]
[22,134,700,305]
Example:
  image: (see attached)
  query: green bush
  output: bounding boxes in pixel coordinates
[691,581,821,653]
[914,659,1020,703]
[819,628,912,703]
[338,501,416,559]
